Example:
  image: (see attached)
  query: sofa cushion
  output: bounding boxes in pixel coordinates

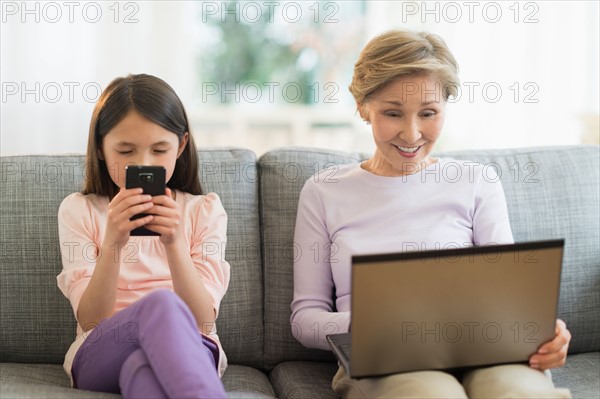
[269,361,339,399]
[222,365,276,397]
[0,363,119,398]
[0,148,264,368]
[267,352,600,399]
[551,352,600,398]
[0,363,276,398]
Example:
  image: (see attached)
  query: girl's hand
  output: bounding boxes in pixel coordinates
[144,188,183,246]
[529,319,571,370]
[104,188,154,247]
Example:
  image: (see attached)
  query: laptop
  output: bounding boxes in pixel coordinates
[327,239,564,378]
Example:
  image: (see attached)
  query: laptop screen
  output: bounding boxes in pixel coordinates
[348,239,564,377]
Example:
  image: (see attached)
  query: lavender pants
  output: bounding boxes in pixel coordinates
[72,289,227,399]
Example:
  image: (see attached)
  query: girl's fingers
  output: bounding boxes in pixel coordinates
[110,201,153,228]
[124,202,154,219]
[144,223,178,240]
[142,223,162,235]
[146,214,179,226]
[112,187,142,202]
[113,193,153,213]
[128,215,153,230]
[109,188,180,237]
[145,205,178,219]
[150,194,176,208]
[109,189,154,221]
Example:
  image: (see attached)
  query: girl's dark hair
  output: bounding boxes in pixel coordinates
[82,74,201,197]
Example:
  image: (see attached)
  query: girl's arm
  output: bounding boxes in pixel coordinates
[145,189,229,336]
[164,240,217,335]
[76,188,155,331]
[75,243,121,331]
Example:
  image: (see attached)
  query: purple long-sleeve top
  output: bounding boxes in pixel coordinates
[290,159,514,350]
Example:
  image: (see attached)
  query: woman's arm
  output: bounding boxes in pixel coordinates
[291,181,350,350]
[472,165,514,245]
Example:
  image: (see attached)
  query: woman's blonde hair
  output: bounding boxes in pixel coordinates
[349,30,459,105]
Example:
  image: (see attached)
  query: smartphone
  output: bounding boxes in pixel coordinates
[125,165,166,236]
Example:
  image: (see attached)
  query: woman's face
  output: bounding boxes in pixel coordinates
[361,74,446,176]
[99,110,188,189]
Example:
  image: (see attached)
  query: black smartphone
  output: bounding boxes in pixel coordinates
[125,165,166,236]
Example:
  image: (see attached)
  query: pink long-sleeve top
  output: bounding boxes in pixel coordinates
[57,190,231,384]
[291,159,514,350]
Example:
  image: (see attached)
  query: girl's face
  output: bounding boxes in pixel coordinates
[99,110,188,189]
[361,74,446,176]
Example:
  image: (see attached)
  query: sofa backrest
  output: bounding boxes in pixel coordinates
[439,146,599,355]
[1,145,598,369]
[259,145,599,368]
[0,149,265,368]
[1,155,82,363]
[196,149,264,368]
[259,148,368,369]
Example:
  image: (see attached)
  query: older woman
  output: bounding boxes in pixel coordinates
[291,30,572,398]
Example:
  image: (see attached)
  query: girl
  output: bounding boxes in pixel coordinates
[291,30,572,398]
[57,74,229,398]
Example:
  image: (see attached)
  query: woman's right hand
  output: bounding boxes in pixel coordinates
[103,188,154,247]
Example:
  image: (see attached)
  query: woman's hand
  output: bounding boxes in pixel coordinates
[104,187,154,247]
[144,188,184,246]
[529,319,571,370]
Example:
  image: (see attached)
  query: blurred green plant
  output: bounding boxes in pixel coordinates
[198,1,366,105]
[198,1,316,104]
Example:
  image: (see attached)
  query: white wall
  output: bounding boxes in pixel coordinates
[1,1,598,156]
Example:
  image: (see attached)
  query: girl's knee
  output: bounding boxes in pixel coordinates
[141,289,180,307]
[138,289,189,315]
[136,289,196,326]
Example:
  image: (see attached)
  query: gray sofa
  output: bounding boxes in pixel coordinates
[1,145,599,398]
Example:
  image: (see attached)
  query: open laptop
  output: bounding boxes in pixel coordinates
[327,239,564,378]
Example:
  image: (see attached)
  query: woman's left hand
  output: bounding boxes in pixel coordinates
[529,319,571,370]
[144,188,184,246]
